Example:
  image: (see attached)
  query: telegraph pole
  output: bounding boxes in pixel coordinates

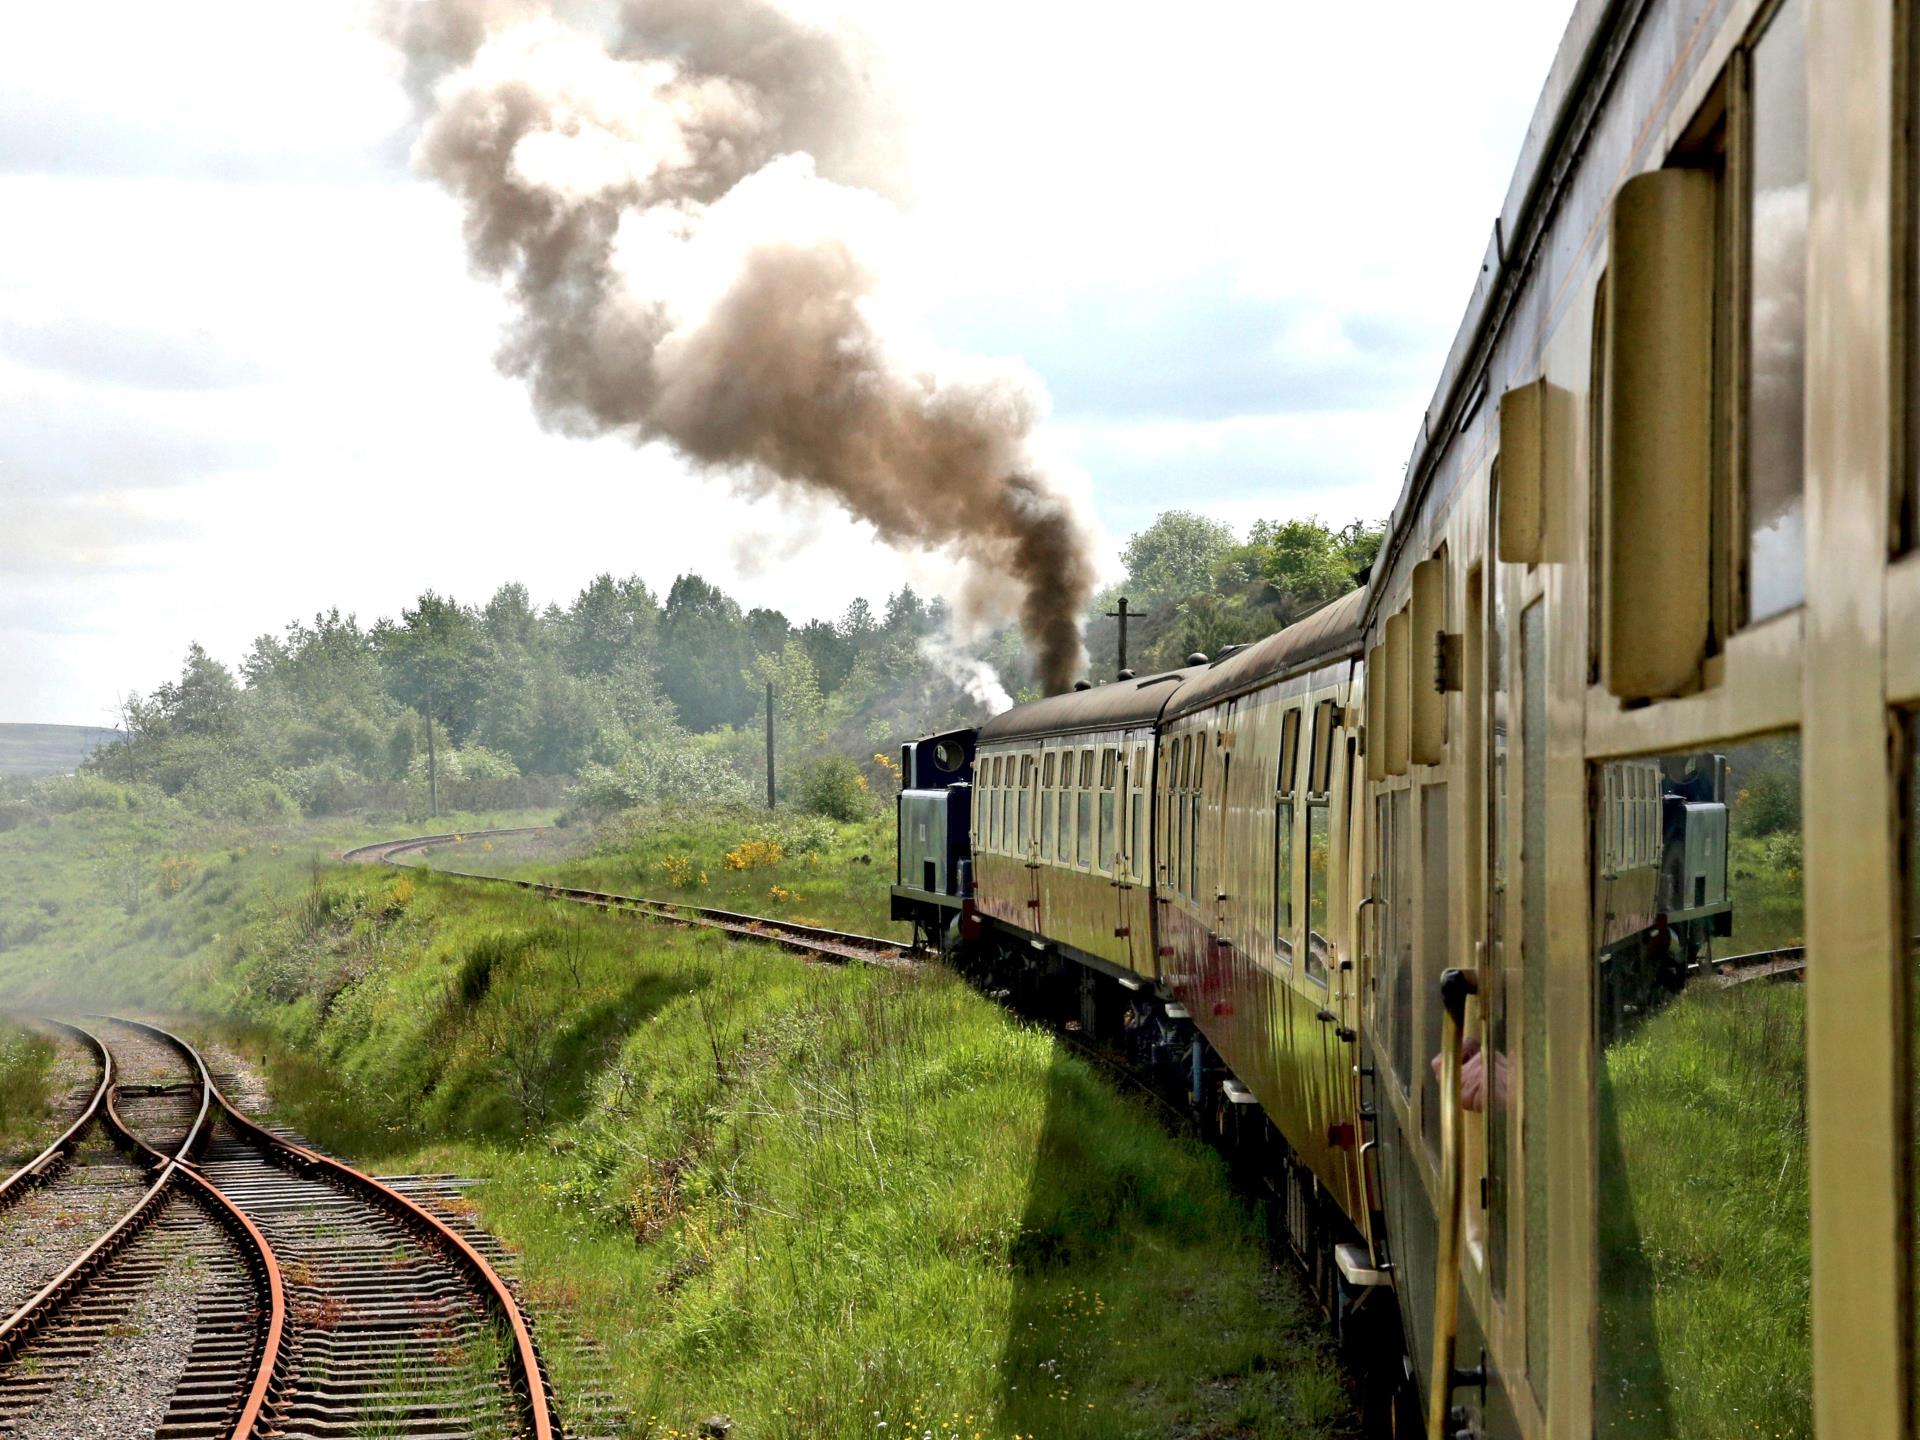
[1105,596,1148,677]
[424,679,439,819]
[765,680,776,809]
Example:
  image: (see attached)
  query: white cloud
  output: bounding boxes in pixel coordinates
[0,0,1574,721]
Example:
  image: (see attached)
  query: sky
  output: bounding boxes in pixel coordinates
[0,1,1576,725]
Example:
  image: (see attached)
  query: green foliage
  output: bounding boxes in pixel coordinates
[1095,512,1384,675]
[1118,510,1238,608]
[797,753,871,822]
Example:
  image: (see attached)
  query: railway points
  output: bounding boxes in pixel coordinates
[0,1017,566,1440]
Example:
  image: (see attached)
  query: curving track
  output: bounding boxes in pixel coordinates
[344,828,922,968]
[0,1017,563,1439]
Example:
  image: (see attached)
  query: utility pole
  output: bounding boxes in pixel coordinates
[424,679,439,819]
[765,680,776,810]
[1105,596,1148,677]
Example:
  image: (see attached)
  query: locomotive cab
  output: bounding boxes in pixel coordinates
[892,727,977,941]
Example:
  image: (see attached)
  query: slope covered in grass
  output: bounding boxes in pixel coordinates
[0,798,1355,1439]
[445,805,904,939]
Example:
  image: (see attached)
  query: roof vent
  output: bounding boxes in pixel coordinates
[1186,652,1209,666]
[1215,643,1249,661]
[1118,668,1136,681]
[1073,679,1093,691]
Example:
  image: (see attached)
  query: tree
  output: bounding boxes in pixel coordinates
[562,574,659,677]
[1120,511,1238,606]
[658,574,755,731]
[154,644,242,737]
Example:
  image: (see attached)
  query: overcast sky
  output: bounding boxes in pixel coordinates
[1,1,1574,725]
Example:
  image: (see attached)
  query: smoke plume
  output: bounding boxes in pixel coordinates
[379,0,1097,692]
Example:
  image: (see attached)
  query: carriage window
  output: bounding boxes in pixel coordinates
[1520,601,1550,1399]
[990,760,1006,852]
[1275,796,1295,961]
[1418,783,1450,1155]
[1593,735,1808,1438]
[1388,789,1413,1088]
[1057,750,1074,860]
[1099,750,1117,873]
[1191,741,1206,900]
[1487,554,1512,1302]
[1041,754,1056,860]
[1076,751,1094,868]
[1909,721,1919,1415]
[1744,0,1808,621]
[1017,756,1031,852]
[1305,801,1330,983]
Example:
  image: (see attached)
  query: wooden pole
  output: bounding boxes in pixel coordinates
[765,681,776,809]
[425,680,439,819]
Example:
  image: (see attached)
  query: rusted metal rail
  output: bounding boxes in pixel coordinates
[0,1014,560,1437]
[114,1020,556,1440]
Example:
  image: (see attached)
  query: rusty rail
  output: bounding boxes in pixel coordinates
[115,1018,556,1440]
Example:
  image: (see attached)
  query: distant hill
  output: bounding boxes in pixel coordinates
[0,723,123,778]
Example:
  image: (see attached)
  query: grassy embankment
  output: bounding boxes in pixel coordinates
[0,796,1354,1439]
[443,807,906,940]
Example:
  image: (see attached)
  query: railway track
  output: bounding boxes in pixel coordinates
[0,1017,564,1440]
[343,828,923,968]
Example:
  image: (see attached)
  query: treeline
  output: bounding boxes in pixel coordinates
[58,510,1381,826]
[83,575,1005,823]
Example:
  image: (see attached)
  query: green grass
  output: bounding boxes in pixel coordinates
[0,800,1354,1438]
[0,1021,57,1159]
[449,804,906,940]
[198,868,1351,1439]
[1597,983,1810,1439]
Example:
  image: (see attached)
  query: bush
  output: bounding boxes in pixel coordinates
[566,739,753,819]
[797,755,869,822]
[1735,768,1800,837]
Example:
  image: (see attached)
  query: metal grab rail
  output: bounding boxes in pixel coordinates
[1427,966,1480,1440]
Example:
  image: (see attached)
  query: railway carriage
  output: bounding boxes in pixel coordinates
[900,0,1920,1434]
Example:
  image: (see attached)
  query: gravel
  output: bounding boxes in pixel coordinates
[0,1131,153,1320]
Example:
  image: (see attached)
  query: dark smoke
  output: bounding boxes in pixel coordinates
[378,0,1097,692]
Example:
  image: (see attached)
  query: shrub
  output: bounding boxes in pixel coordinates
[797,755,869,822]
[567,739,753,820]
[722,839,783,871]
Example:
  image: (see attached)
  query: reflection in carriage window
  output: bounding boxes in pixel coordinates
[1419,783,1450,1157]
[1275,798,1294,961]
[1909,721,1919,1422]
[1057,750,1073,862]
[1076,750,1094,868]
[1594,735,1808,1438]
[1305,801,1330,983]
[1041,754,1056,862]
[1388,790,1413,1090]
[1745,0,1809,622]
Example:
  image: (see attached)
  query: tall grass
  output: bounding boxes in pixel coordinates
[1597,981,1810,1438]
[0,1022,57,1160]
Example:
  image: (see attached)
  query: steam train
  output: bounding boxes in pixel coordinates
[892,589,1732,1429]
[902,0,1920,1433]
